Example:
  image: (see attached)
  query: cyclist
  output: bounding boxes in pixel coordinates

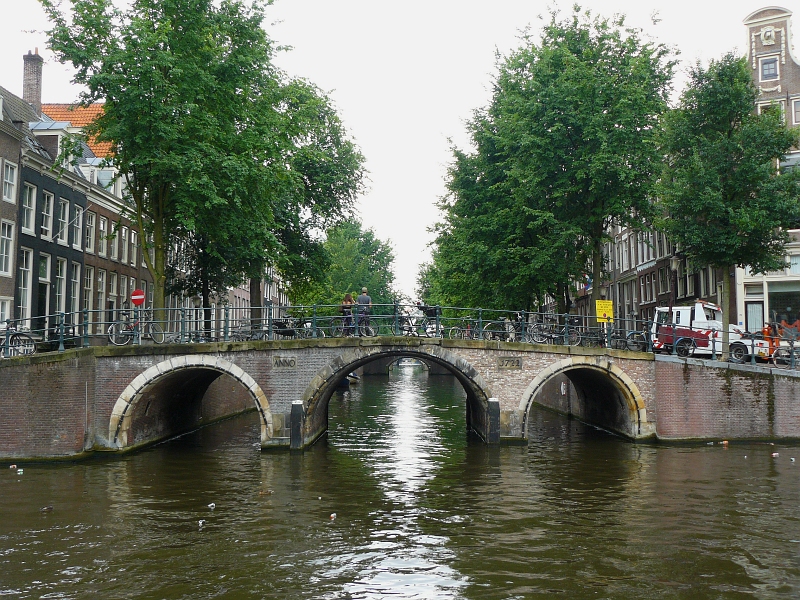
[356,287,372,335]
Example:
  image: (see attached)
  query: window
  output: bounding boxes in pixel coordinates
[121,226,129,264]
[110,226,118,260]
[97,168,115,192]
[97,269,106,318]
[70,262,81,315]
[790,255,800,275]
[84,265,94,332]
[56,200,69,244]
[761,56,779,81]
[0,297,10,324]
[2,161,17,203]
[85,211,96,253]
[98,217,108,256]
[71,206,83,250]
[659,267,669,294]
[120,275,128,307]
[794,100,800,126]
[129,230,137,266]
[55,258,67,314]
[41,192,53,239]
[18,248,32,324]
[21,185,36,234]
[0,221,12,276]
[109,271,118,300]
[39,254,50,282]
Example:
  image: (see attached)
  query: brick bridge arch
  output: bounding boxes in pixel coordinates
[298,345,494,447]
[108,355,273,450]
[518,356,649,439]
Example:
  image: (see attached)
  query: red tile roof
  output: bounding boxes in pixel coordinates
[41,103,114,158]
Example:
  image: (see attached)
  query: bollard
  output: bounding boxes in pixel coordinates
[3,319,10,358]
[750,335,756,365]
[435,306,440,338]
[711,329,717,361]
[394,301,399,336]
[488,398,500,444]
[58,312,65,353]
[290,401,304,450]
[223,306,230,342]
[312,305,317,338]
[180,308,186,343]
[478,308,483,338]
[267,301,274,341]
[82,308,90,348]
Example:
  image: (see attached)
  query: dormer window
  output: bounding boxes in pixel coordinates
[761,56,779,81]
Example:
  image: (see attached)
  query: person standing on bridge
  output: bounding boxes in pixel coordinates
[341,293,355,336]
[356,287,372,335]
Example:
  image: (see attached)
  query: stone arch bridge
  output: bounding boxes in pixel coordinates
[2,337,800,459]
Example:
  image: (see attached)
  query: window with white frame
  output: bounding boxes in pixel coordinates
[2,162,17,203]
[39,253,50,282]
[109,272,118,303]
[0,297,10,324]
[21,184,36,234]
[0,221,13,276]
[83,266,94,312]
[120,275,128,306]
[71,206,83,250]
[790,255,800,275]
[121,226,129,264]
[130,230,137,266]
[70,262,81,315]
[110,226,118,260]
[97,269,106,316]
[18,248,32,323]
[41,192,53,239]
[56,200,68,244]
[98,217,108,256]
[760,56,779,81]
[794,100,800,126]
[55,258,67,314]
[85,211,95,253]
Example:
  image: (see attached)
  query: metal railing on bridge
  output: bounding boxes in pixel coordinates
[2,303,798,369]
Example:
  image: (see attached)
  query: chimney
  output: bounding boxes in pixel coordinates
[23,49,44,117]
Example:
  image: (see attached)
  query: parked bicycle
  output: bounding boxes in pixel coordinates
[772,326,800,368]
[108,311,165,345]
[482,312,532,342]
[530,316,581,346]
[2,322,37,357]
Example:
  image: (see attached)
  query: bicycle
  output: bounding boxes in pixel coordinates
[530,317,581,346]
[448,318,478,340]
[772,326,800,368]
[2,322,37,357]
[108,311,165,345]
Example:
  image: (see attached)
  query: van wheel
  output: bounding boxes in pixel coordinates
[730,343,748,363]
[675,337,695,357]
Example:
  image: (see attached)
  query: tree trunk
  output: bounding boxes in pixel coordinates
[250,277,263,328]
[590,239,603,326]
[720,267,732,361]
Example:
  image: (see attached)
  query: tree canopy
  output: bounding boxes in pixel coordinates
[39,0,365,313]
[657,53,800,351]
[428,6,675,312]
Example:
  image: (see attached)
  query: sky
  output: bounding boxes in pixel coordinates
[0,0,777,297]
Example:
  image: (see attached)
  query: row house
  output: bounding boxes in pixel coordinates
[0,50,153,340]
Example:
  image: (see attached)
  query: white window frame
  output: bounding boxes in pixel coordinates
[0,297,11,324]
[129,230,138,266]
[97,269,106,318]
[21,184,36,235]
[98,217,108,257]
[0,220,13,276]
[2,161,17,204]
[794,99,800,126]
[39,253,50,282]
[70,262,81,315]
[760,55,780,82]
[110,225,118,261]
[71,206,83,250]
[120,275,128,307]
[121,226,129,264]
[85,211,96,253]
[41,192,54,239]
[18,248,32,325]
[55,257,67,314]
[56,199,69,245]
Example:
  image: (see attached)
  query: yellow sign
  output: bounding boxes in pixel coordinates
[595,300,614,323]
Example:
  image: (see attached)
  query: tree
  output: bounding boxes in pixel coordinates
[658,53,800,356]
[291,219,397,312]
[432,6,674,313]
[39,0,364,318]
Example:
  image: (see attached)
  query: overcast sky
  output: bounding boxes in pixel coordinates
[1,0,778,296]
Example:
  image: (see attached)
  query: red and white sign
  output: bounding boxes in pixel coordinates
[131,289,145,306]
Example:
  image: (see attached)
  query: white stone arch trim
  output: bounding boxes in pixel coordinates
[300,344,493,409]
[109,355,272,449]
[517,355,647,437]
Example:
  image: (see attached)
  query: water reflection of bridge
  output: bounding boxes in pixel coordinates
[2,336,800,460]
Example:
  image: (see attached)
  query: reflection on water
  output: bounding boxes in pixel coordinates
[1,366,800,598]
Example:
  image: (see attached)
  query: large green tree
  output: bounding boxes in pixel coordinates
[39,0,364,317]
[432,7,674,313]
[292,219,397,312]
[658,53,800,355]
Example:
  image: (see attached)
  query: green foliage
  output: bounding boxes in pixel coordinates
[658,53,800,275]
[291,219,397,312]
[39,0,364,312]
[429,6,675,311]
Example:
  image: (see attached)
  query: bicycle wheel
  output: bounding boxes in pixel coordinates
[564,329,581,346]
[772,347,791,368]
[330,318,344,337]
[626,332,648,352]
[380,321,397,336]
[675,337,695,357]
[108,322,132,346]
[358,324,376,337]
[482,321,506,341]
[530,324,548,344]
[146,322,165,344]
[582,332,603,348]
[9,332,36,356]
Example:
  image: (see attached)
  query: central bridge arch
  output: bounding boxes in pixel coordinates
[299,345,495,447]
[518,356,650,439]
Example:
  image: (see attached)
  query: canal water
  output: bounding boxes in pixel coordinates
[2,365,800,598]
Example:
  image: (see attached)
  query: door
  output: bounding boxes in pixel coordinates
[35,282,49,333]
[746,302,764,333]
